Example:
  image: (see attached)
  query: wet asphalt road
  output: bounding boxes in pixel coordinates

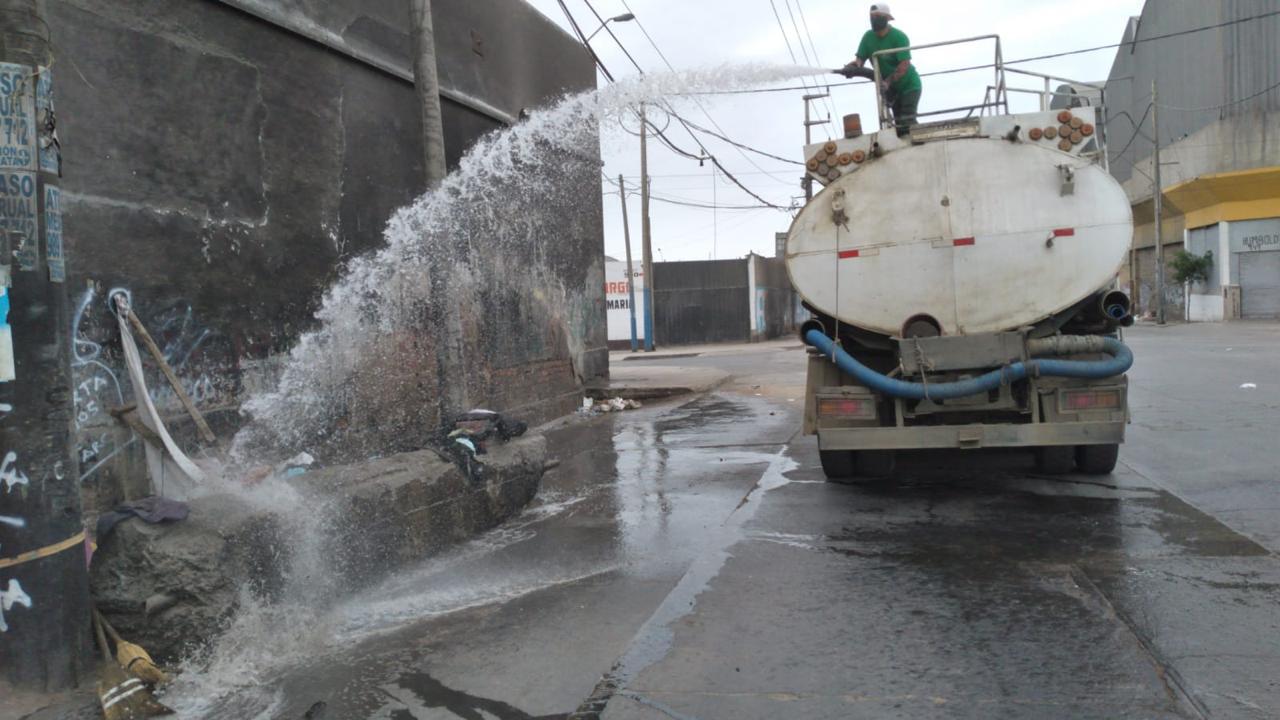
[201,325,1278,720]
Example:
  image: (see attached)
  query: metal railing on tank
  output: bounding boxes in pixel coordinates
[870,35,1008,129]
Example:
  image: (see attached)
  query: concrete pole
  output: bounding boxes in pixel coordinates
[1152,81,1166,325]
[0,0,91,691]
[410,0,447,188]
[640,104,655,351]
[618,175,639,352]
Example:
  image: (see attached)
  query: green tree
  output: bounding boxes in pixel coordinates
[1171,250,1213,285]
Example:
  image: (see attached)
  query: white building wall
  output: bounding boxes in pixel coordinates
[604,260,644,343]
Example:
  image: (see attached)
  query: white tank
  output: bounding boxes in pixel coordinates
[786,111,1133,337]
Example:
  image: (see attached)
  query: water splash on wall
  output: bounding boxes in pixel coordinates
[163,64,820,716]
[228,64,816,468]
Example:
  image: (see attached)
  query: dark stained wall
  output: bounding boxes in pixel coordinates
[49,0,606,506]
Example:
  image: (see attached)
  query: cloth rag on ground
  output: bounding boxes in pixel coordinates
[430,410,528,483]
[96,496,190,541]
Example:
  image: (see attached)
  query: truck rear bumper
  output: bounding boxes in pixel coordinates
[818,421,1125,451]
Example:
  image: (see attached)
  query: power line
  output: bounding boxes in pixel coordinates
[767,0,822,107]
[666,113,803,166]
[1110,101,1153,159]
[794,0,841,129]
[601,173,781,210]
[617,0,796,184]
[577,0,791,208]
[767,0,838,138]
[555,0,613,83]
[1156,77,1280,112]
[786,0,838,133]
[680,8,1280,96]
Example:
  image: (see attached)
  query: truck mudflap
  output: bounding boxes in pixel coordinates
[818,420,1125,451]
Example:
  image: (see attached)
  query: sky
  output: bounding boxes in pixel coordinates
[523,0,1147,262]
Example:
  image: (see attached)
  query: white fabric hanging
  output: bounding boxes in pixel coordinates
[114,295,205,497]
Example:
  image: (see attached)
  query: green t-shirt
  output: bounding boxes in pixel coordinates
[857,27,922,94]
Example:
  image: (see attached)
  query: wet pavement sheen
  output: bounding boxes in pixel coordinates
[187,342,1279,720]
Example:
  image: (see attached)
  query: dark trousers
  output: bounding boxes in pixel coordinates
[888,89,921,136]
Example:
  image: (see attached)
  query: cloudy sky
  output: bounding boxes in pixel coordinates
[523,0,1147,262]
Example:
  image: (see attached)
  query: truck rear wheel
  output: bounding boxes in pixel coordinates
[1076,444,1120,475]
[855,450,896,478]
[820,449,856,480]
[1034,446,1075,475]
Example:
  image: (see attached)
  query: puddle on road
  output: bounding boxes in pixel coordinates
[165,393,797,718]
[572,448,799,716]
[372,670,562,720]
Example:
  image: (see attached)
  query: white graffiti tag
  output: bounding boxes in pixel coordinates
[0,578,33,632]
[1,451,29,492]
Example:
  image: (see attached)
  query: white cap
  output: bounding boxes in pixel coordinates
[870,3,894,19]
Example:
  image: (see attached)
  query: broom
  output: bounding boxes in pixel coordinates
[97,609,171,686]
[94,610,174,718]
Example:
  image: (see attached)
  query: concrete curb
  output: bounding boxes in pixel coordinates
[89,434,547,663]
[584,367,731,402]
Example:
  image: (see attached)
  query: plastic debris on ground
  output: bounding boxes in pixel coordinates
[577,397,643,416]
[1240,382,1257,389]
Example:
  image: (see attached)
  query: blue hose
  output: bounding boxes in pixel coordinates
[803,329,1133,401]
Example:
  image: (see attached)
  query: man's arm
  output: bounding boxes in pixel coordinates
[887,58,911,85]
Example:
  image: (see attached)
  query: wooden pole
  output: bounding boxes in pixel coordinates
[125,310,216,444]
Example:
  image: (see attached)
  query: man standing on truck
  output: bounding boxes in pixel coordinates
[839,3,922,136]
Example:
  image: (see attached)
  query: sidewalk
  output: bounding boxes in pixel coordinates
[585,363,729,400]
[608,337,800,363]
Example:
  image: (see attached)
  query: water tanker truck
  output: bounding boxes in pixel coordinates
[792,38,1134,480]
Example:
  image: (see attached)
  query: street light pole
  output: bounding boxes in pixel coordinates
[586,13,635,42]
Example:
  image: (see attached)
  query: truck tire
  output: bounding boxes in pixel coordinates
[1076,444,1119,475]
[1034,446,1075,475]
[820,449,856,480]
[855,450,896,478]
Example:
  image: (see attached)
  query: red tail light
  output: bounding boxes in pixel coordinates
[1062,389,1121,411]
[818,397,876,420]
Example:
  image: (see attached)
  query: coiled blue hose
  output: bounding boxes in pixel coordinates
[803,329,1133,401]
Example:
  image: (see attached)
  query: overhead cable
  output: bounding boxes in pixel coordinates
[617,0,798,183]
[679,9,1280,96]
[578,0,792,210]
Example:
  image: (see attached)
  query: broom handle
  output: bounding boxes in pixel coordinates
[92,609,112,661]
[96,609,125,645]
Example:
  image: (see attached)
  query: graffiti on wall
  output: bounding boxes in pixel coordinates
[0,578,31,632]
[70,287,242,481]
[144,300,239,409]
[71,288,134,480]
[1,447,32,633]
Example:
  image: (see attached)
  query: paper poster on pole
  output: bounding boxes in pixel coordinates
[0,63,37,271]
[0,63,35,172]
[44,185,63,282]
[35,67,58,175]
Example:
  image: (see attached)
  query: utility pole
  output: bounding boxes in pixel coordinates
[410,0,447,188]
[618,175,639,352]
[640,104,655,351]
[802,93,829,201]
[1151,81,1166,325]
[0,0,91,691]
